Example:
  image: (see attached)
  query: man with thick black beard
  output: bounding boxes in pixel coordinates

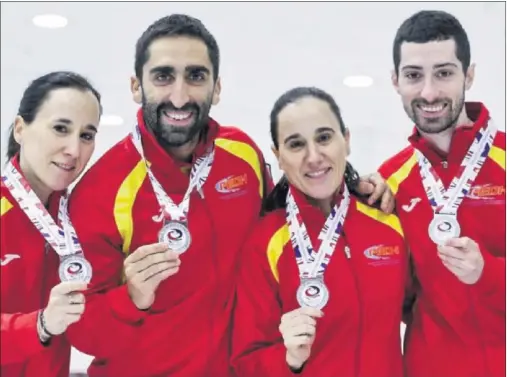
[65,14,392,377]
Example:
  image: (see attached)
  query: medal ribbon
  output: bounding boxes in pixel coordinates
[286,185,350,280]
[416,120,497,215]
[1,161,83,257]
[130,124,214,222]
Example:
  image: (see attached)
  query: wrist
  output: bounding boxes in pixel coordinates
[286,352,305,373]
[37,310,53,344]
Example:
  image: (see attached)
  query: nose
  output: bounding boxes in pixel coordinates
[420,77,440,103]
[62,136,81,159]
[306,142,323,165]
[169,77,190,109]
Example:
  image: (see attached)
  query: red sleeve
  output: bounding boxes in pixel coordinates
[65,183,147,359]
[231,226,297,377]
[470,242,505,313]
[0,311,45,364]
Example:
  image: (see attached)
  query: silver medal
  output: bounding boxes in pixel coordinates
[158,221,192,254]
[296,278,329,310]
[428,213,461,245]
[59,255,92,283]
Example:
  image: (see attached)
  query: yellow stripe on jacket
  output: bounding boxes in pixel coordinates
[266,224,290,282]
[1,197,13,217]
[113,160,147,254]
[489,145,505,170]
[385,152,418,195]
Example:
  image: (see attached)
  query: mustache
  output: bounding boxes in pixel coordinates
[411,98,451,107]
[157,101,199,114]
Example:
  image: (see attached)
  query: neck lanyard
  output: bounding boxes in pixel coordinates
[2,162,92,282]
[130,124,215,253]
[130,124,215,222]
[416,120,497,245]
[286,185,350,309]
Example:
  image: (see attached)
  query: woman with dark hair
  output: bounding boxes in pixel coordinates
[1,71,102,377]
[232,87,408,377]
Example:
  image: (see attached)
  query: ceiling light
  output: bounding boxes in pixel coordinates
[32,14,68,29]
[100,115,124,127]
[343,75,373,88]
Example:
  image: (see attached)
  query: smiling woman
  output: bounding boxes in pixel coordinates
[1,71,102,377]
[231,86,410,377]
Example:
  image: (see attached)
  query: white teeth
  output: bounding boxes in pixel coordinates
[307,169,328,178]
[54,163,74,171]
[420,105,444,112]
[164,111,192,120]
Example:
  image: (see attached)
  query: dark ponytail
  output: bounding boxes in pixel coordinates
[261,175,289,215]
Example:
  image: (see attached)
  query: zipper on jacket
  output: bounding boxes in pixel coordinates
[441,160,448,169]
[467,288,490,377]
[343,238,362,377]
[344,246,351,259]
[200,198,220,377]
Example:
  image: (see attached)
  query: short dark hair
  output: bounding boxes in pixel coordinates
[263,87,360,214]
[6,71,102,161]
[134,14,220,81]
[393,10,471,75]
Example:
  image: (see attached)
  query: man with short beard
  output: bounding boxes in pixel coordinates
[379,10,506,377]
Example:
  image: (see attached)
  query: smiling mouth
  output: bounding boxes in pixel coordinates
[416,103,448,116]
[305,167,331,178]
[52,162,75,172]
[161,110,195,126]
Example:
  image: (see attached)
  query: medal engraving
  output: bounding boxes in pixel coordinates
[296,278,329,310]
[428,214,461,245]
[158,221,192,254]
[59,255,92,283]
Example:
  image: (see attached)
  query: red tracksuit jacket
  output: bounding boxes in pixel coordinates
[66,109,271,377]
[1,157,71,377]
[379,102,506,377]
[231,184,408,377]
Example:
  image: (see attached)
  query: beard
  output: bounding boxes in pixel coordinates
[142,92,213,148]
[404,87,465,135]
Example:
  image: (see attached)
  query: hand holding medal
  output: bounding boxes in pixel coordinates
[38,281,88,341]
[437,237,485,285]
[124,243,181,310]
[279,307,324,370]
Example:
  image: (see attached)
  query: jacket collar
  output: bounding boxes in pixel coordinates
[408,102,490,166]
[288,180,347,221]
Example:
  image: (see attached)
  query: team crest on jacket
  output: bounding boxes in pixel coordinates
[363,244,401,266]
[215,174,248,195]
[466,184,505,204]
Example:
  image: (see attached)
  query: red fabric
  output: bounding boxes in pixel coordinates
[66,109,272,377]
[231,184,408,377]
[1,157,71,377]
[379,102,506,377]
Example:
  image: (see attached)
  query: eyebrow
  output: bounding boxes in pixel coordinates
[55,118,98,132]
[149,65,210,75]
[283,127,335,144]
[401,62,458,71]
